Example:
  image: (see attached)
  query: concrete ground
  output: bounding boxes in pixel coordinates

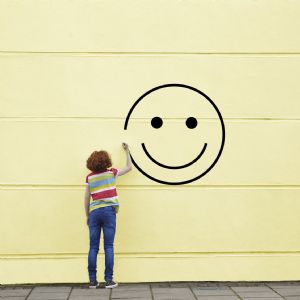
[1,281,300,300]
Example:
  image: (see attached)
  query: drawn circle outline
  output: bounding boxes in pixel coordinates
[124,83,225,185]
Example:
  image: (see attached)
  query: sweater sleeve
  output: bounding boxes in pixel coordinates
[110,168,119,177]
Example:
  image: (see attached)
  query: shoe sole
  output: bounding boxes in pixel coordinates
[105,283,118,289]
[89,283,100,289]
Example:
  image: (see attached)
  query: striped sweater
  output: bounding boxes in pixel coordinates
[85,168,119,213]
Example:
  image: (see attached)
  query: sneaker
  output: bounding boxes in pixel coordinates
[89,280,100,288]
[105,280,118,289]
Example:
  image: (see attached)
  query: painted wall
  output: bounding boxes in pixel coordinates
[0,0,300,284]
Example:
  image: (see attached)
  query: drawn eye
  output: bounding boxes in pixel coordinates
[186,117,197,129]
[151,117,163,129]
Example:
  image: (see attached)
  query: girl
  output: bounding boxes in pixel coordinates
[84,143,132,288]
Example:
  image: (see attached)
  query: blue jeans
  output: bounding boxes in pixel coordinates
[88,205,116,282]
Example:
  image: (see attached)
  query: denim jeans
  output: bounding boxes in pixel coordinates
[88,205,116,282]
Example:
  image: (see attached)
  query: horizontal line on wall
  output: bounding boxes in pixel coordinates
[0,184,300,190]
[2,251,300,260]
[1,51,300,56]
[0,117,300,122]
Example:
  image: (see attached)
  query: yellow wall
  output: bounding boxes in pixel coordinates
[1,0,300,284]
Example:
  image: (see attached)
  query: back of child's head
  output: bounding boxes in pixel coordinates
[86,150,112,172]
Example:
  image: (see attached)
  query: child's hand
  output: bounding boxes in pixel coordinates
[122,142,129,150]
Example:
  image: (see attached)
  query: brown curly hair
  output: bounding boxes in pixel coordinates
[86,150,112,172]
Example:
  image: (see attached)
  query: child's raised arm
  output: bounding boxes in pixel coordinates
[118,143,132,176]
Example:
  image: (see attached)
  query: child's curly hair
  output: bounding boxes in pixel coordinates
[86,150,112,172]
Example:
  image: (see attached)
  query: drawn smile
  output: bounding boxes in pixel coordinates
[141,142,207,169]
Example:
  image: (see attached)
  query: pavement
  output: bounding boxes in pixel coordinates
[1,281,300,300]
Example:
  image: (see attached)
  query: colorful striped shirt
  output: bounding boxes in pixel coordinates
[85,168,119,213]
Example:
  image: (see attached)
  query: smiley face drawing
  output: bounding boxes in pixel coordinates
[124,83,225,185]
